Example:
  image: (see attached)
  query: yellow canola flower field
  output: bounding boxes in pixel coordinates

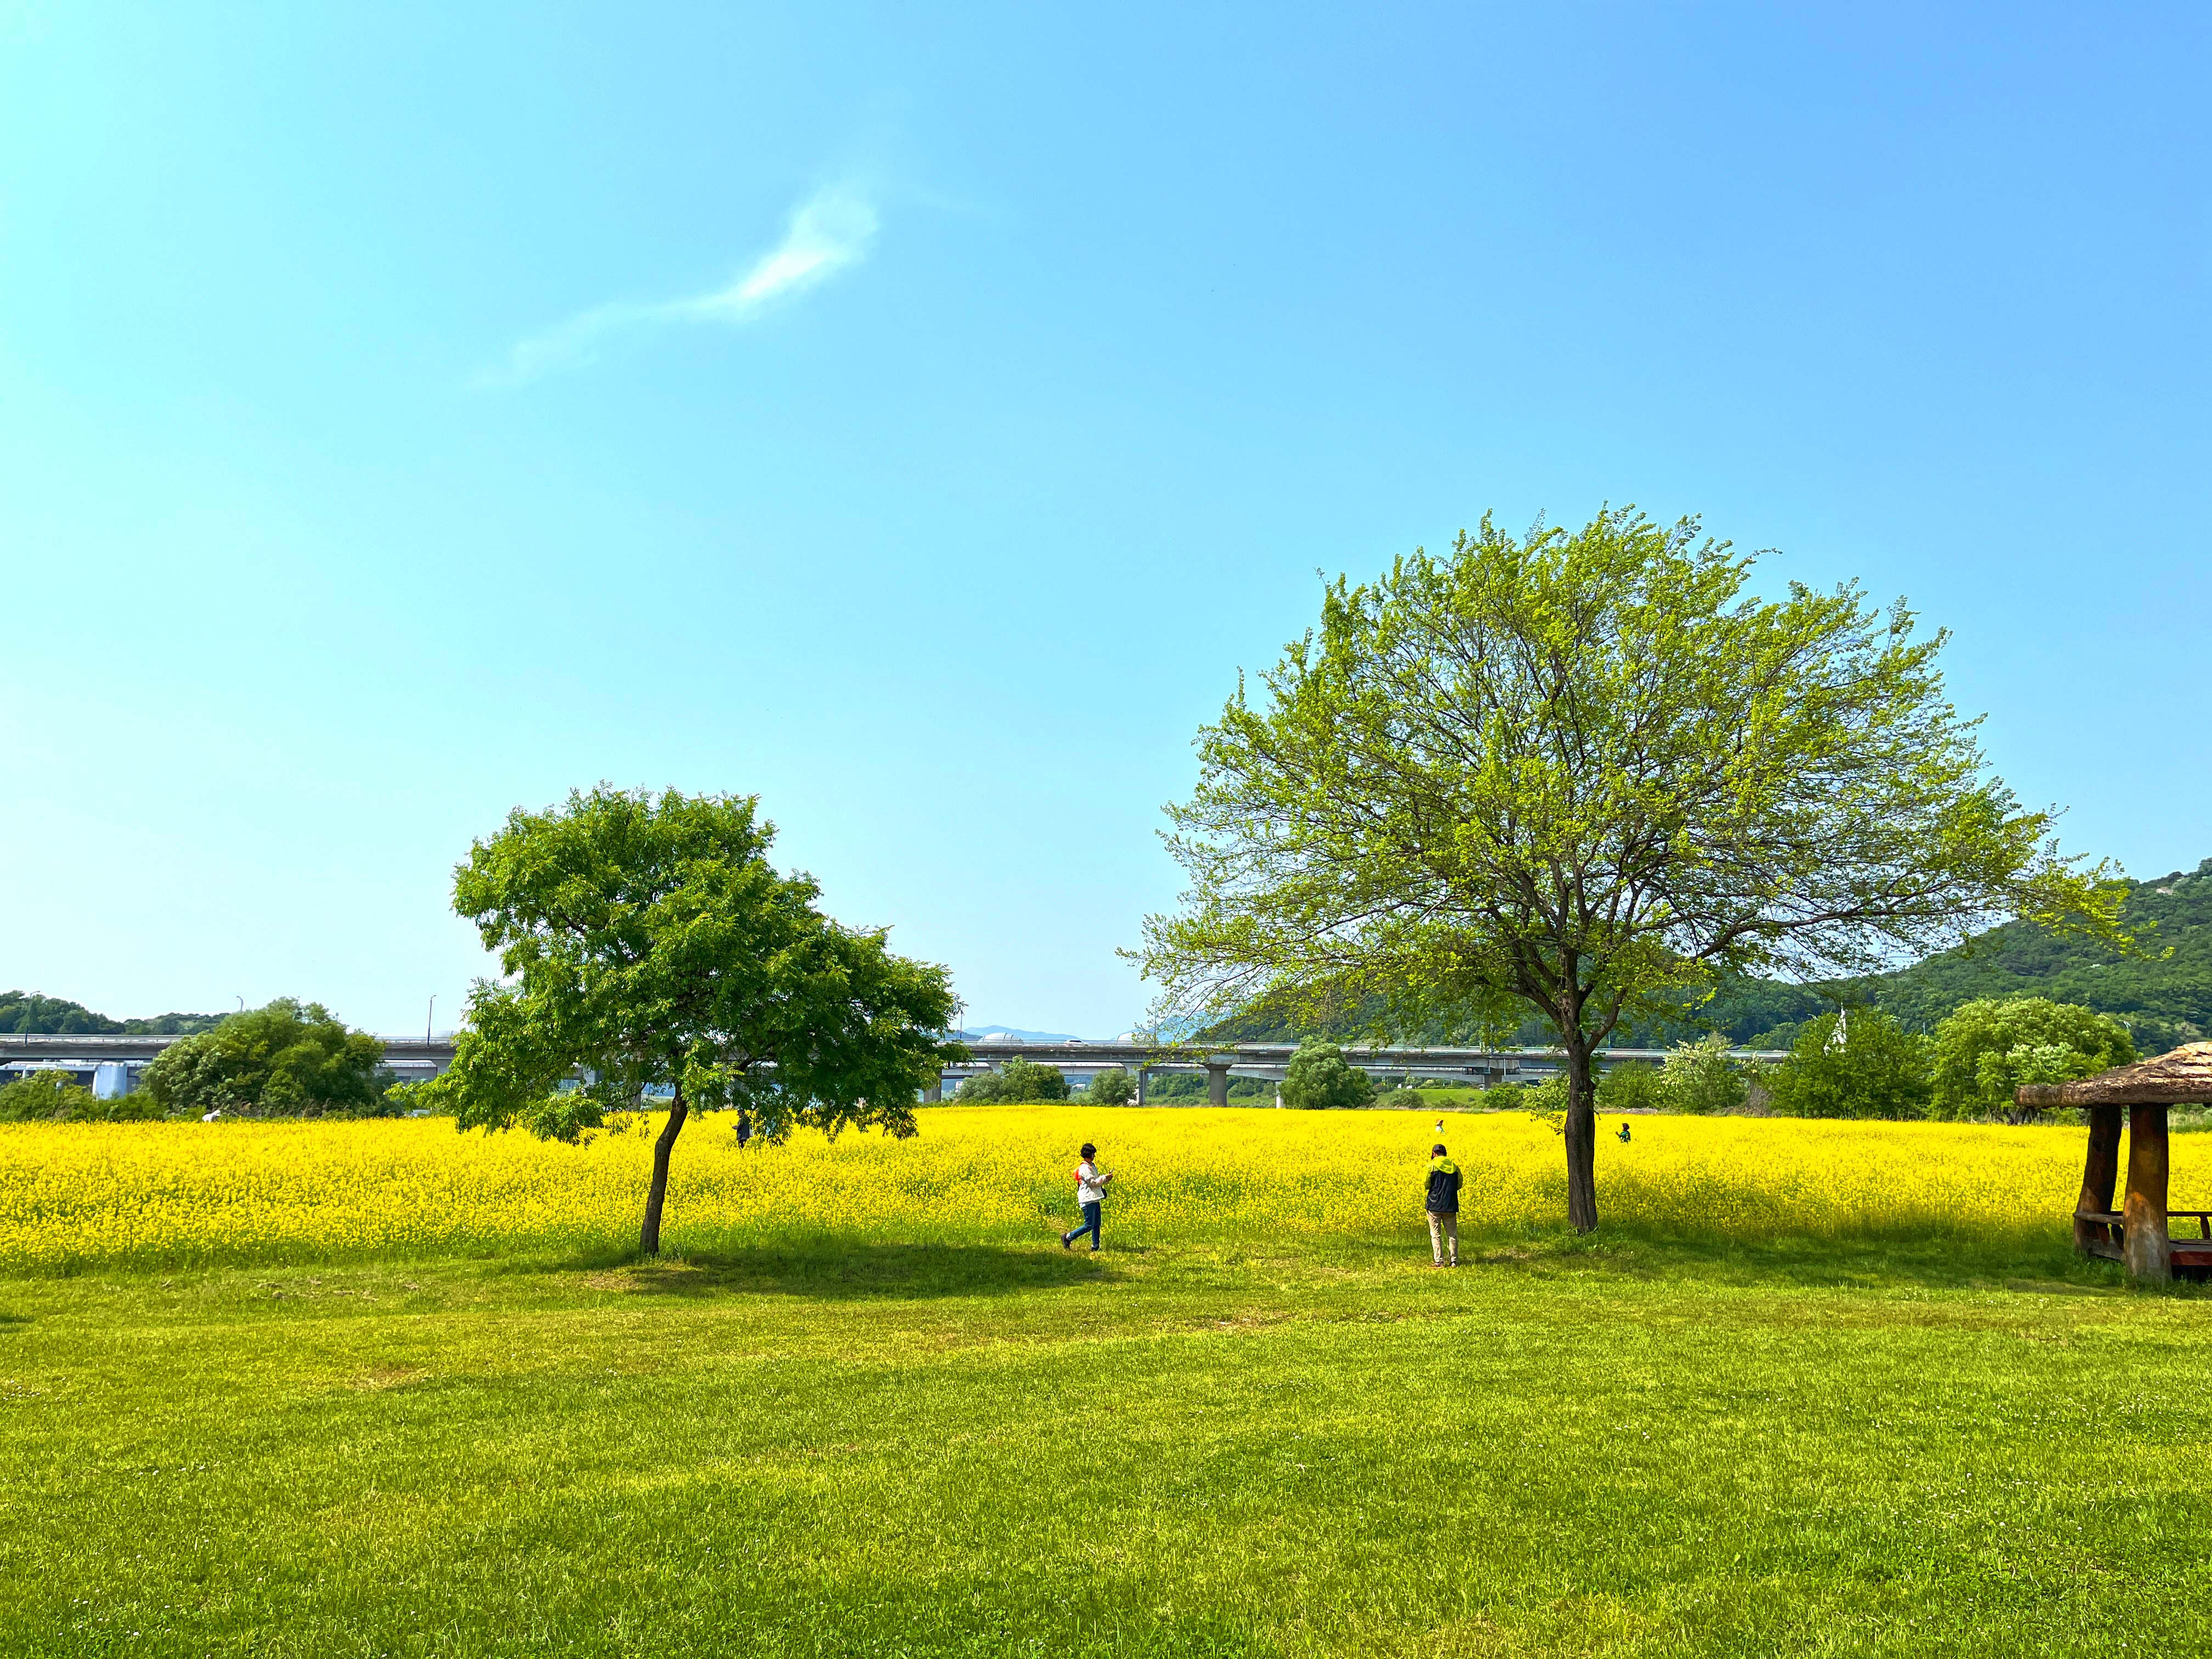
[2,1105,2199,1271]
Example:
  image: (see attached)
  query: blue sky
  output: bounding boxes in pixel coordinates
[1,2,2205,1037]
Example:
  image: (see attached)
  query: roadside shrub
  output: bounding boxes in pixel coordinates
[140,999,387,1118]
[1280,1040,1376,1110]
[1660,1034,1751,1115]
[1931,997,2135,1124]
[1764,1008,1932,1120]
[1376,1087,1425,1110]
[0,1071,163,1122]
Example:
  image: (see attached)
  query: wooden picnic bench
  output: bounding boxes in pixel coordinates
[2073,1209,2212,1280]
[2021,1042,2212,1284]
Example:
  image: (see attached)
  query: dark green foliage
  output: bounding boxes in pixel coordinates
[0,1070,168,1120]
[956,1058,1070,1103]
[1764,1009,1933,1119]
[1086,1068,1135,1104]
[1280,1040,1376,1110]
[139,1000,387,1118]
[1929,997,2135,1124]
[1595,1062,1666,1113]
[0,993,119,1035]
[0,1070,163,1121]
[0,1071,93,1119]
[0,991,224,1036]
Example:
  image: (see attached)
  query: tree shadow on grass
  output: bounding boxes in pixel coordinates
[572,1241,1127,1301]
[1465,1228,2169,1295]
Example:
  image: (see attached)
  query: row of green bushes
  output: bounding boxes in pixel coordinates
[1535,996,2134,1122]
[944,996,2140,1124]
[0,999,404,1125]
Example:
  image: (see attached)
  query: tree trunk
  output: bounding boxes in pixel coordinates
[1561,1038,1598,1234]
[640,1084,689,1257]
[2075,1104,2122,1252]
[2122,1103,2170,1285]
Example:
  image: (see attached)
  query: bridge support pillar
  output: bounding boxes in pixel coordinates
[1206,1062,1231,1107]
[924,1077,943,1104]
[1135,1066,1149,1105]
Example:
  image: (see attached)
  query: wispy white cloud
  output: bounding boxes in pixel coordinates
[482,183,878,386]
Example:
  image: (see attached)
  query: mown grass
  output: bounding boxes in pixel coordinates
[2,1217,2208,1657]
[4,1110,2208,1654]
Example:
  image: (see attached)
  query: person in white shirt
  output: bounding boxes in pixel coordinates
[1060,1142,1113,1251]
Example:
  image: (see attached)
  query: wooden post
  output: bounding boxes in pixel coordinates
[2075,1104,2123,1251]
[2123,1104,2171,1285]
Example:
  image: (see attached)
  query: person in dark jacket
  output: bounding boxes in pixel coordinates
[1424,1143,1462,1267]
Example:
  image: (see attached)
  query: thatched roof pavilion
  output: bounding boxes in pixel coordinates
[2018,1042,2212,1284]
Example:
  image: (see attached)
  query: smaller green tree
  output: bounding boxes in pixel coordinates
[1931,997,2134,1124]
[1279,1040,1376,1110]
[1659,1034,1750,1115]
[140,1000,386,1118]
[957,1058,1069,1103]
[1595,1062,1665,1113]
[1765,1008,1932,1119]
[1087,1068,1135,1104]
[425,787,963,1255]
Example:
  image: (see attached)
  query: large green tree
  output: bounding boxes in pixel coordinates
[1279,1040,1376,1110]
[1929,996,2134,1124]
[140,998,386,1118]
[1141,507,2124,1231]
[428,787,964,1255]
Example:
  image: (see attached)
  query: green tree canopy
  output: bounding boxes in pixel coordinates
[140,999,386,1118]
[1657,1034,1750,1116]
[1764,1008,1933,1119]
[0,992,224,1036]
[1142,507,2123,1229]
[956,1058,1071,1103]
[1279,1040,1376,1110]
[1930,996,2134,1124]
[425,786,964,1255]
[1595,1062,1665,1114]
[1087,1067,1136,1104]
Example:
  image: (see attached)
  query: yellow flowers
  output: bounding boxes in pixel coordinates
[1,1106,2199,1271]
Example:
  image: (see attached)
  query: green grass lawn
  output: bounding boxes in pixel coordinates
[2,1231,2207,1657]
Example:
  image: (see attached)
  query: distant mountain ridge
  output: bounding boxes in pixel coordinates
[1205,857,2212,1054]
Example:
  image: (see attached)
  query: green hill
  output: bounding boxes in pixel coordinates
[1835,857,2212,1050]
[0,991,226,1037]
[1205,859,2212,1054]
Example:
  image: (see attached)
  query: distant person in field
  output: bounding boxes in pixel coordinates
[1060,1142,1113,1252]
[1425,1143,1461,1267]
[1616,1120,1632,1143]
